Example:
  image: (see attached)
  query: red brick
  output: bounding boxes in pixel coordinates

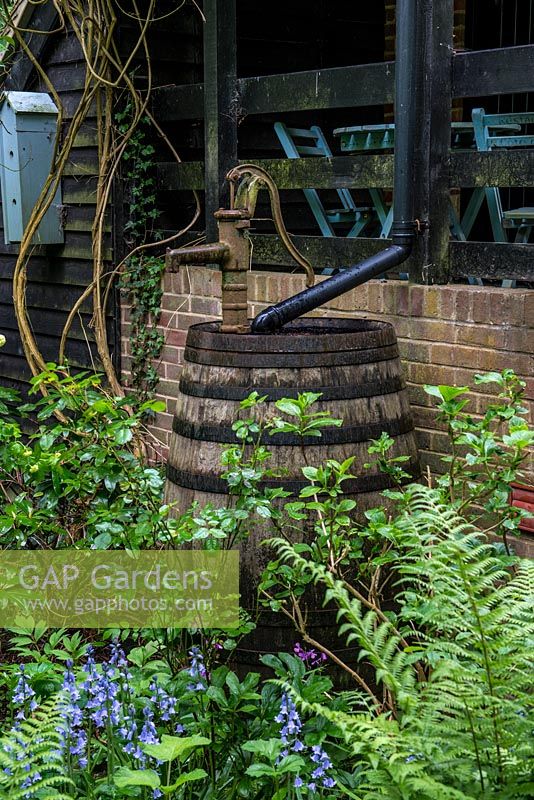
[410,285,425,317]
[153,411,173,431]
[422,287,440,319]
[367,281,384,314]
[164,329,187,348]
[398,339,431,363]
[395,284,410,316]
[454,289,473,322]
[159,345,182,364]
[165,362,184,381]
[471,290,489,324]
[457,323,506,349]
[505,326,534,355]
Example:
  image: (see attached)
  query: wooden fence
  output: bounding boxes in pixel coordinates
[153,0,534,284]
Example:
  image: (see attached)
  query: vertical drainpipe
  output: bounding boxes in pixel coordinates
[251,0,418,333]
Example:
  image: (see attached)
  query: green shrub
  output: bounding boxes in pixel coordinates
[0,365,177,549]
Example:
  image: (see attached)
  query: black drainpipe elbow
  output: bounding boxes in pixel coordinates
[251,0,417,335]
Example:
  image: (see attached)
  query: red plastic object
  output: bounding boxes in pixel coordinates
[510,483,534,533]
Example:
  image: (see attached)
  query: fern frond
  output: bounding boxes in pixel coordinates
[0,696,75,800]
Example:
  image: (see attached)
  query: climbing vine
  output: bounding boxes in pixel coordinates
[117,104,165,400]
[1,0,200,401]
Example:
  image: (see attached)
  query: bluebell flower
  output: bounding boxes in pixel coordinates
[119,705,145,762]
[187,647,207,691]
[153,790,163,799]
[56,660,88,769]
[150,680,177,721]
[276,692,336,791]
[21,769,41,790]
[275,693,302,744]
[11,665,37,721]
[139,704,159,747]
[84,655,121,728]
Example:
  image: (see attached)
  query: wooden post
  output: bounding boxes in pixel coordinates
[203,0,238,242]
[411,0,454,283]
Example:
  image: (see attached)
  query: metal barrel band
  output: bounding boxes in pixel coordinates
[166,462,420,496]
[183,343,400,369]
[178,374,406,402]
[172,413,415,446]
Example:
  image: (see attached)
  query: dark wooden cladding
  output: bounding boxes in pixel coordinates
[154,83,204,121]
[452,44,534,98]
[3,2,59,91]
[450,241,534,281]
[0,10,117,392]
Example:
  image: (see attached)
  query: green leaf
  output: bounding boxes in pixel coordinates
[162,769,208,793]
[274,398,302,417]
[142,734,210,763]
[113,427,133,445]
[114,767,160,789]
[242,738,283,760]
[424,384,469,402]
[245,763,277,778]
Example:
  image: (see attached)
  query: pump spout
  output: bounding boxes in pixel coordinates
[251,0,418,334]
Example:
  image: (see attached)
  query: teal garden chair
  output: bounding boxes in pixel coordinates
[274,122,375,237]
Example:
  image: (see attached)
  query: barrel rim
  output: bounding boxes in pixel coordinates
[185,317,397,354]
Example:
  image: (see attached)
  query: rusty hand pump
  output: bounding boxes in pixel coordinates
[166,164,315,334]
[167,207,252,334]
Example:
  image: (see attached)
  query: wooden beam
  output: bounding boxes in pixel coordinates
[239,62,394,115]
[248,233,417,274]
[156,155,394,191]
[153,43,534,122]
[154,62,395,121]
[450,150,534,187]
[411,0,453,284]
[203,0,238,240]
[157,150,534,193]
[450,241,534,281]
[452,44,534,98]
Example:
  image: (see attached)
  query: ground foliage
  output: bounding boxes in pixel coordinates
[0,368,532,799]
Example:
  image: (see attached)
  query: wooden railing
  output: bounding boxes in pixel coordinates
[152,0,534,284]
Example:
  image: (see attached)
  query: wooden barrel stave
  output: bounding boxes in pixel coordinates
[165,319,420,671]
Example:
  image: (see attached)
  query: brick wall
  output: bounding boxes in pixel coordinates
[121,266,533,482]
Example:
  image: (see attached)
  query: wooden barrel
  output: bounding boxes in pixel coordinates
[165,318,420,670]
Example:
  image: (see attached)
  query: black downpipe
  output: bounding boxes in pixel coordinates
[251,0,418,334]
